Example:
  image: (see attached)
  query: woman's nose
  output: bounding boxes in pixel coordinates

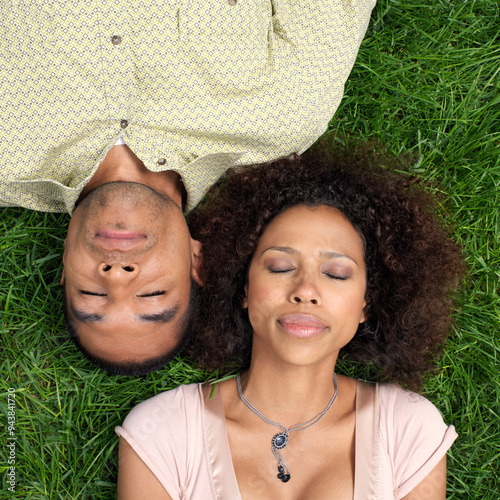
[289,275,320,305]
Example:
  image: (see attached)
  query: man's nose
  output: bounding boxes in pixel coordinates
[97,262,139,280]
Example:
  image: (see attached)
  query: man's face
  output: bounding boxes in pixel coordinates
[61,182,201,364]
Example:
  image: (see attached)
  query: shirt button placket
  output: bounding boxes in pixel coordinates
[102,3,134,137]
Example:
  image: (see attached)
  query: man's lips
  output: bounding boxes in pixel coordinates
[278,314,327,338]
[97,230,145,239]
[95,230,146,250]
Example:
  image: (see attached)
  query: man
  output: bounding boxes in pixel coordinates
[1,0,376,374]
[60,144,204,375]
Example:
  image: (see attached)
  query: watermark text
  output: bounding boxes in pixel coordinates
[5,388,17,492]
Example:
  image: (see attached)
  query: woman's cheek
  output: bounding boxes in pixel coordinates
[247,283,281,332]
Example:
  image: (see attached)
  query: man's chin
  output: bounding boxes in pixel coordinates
[78,181,174,211]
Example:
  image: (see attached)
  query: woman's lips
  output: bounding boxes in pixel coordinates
[278,314,327,338]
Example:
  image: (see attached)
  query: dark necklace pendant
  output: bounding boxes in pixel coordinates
[272,432,288,450]
[277,465,291,482]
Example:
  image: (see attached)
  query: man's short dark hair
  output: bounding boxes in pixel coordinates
[62,279,200,376]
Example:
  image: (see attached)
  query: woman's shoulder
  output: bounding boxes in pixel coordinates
[363,384,456,497]
[376,382,446,424]
[372,382,457,459]
[356,379,442,412]
[115,384,213,497]
[355,380,457,497]
[120,383,203,431]
[355,380,454,442]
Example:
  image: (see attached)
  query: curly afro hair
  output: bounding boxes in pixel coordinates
[187,140,465,391]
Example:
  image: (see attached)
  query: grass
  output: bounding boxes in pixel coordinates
[1,0,499,497]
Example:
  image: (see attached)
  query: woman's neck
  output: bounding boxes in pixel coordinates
[239,356,341,428]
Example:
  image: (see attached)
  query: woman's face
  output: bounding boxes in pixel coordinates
[244,205,367,368]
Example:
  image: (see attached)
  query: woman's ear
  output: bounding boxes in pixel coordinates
[359,299,367,323]
[242,284,248,309]
[190,238,204,286]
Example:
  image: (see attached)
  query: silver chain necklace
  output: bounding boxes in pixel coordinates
[236,373,338,483]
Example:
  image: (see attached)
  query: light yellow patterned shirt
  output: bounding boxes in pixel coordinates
[0,0,376,213]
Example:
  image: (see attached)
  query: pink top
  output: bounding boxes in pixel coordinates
[115,381,457,499]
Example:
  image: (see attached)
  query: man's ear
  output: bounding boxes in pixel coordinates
[60,244,67,285]
[242,284,248,309]
[190,238,204,286]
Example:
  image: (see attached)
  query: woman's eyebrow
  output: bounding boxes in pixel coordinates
[260,246,358,265]
[319,250,358,266]
[260,246,297,257]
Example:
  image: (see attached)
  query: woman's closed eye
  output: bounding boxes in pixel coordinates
[268,267,296,274]
[324,273,348,280]
[137,290,165,297]
[322,265,353,280]
[266,268,350,279]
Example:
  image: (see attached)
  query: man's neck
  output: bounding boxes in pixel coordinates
[78,145,183,208]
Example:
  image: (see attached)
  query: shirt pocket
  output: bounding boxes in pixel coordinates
[179,0,274,90]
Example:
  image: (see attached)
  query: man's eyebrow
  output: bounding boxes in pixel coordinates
[138,305,179,323]
[70,305,104,323]
[70,304,179,324]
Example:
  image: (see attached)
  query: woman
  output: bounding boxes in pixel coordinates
[116,142,465,499]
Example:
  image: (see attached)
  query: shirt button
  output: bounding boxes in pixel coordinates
[111,35,122,45]
[157,158,167,166]
[120,119,128,129]
[228,0,237,4]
